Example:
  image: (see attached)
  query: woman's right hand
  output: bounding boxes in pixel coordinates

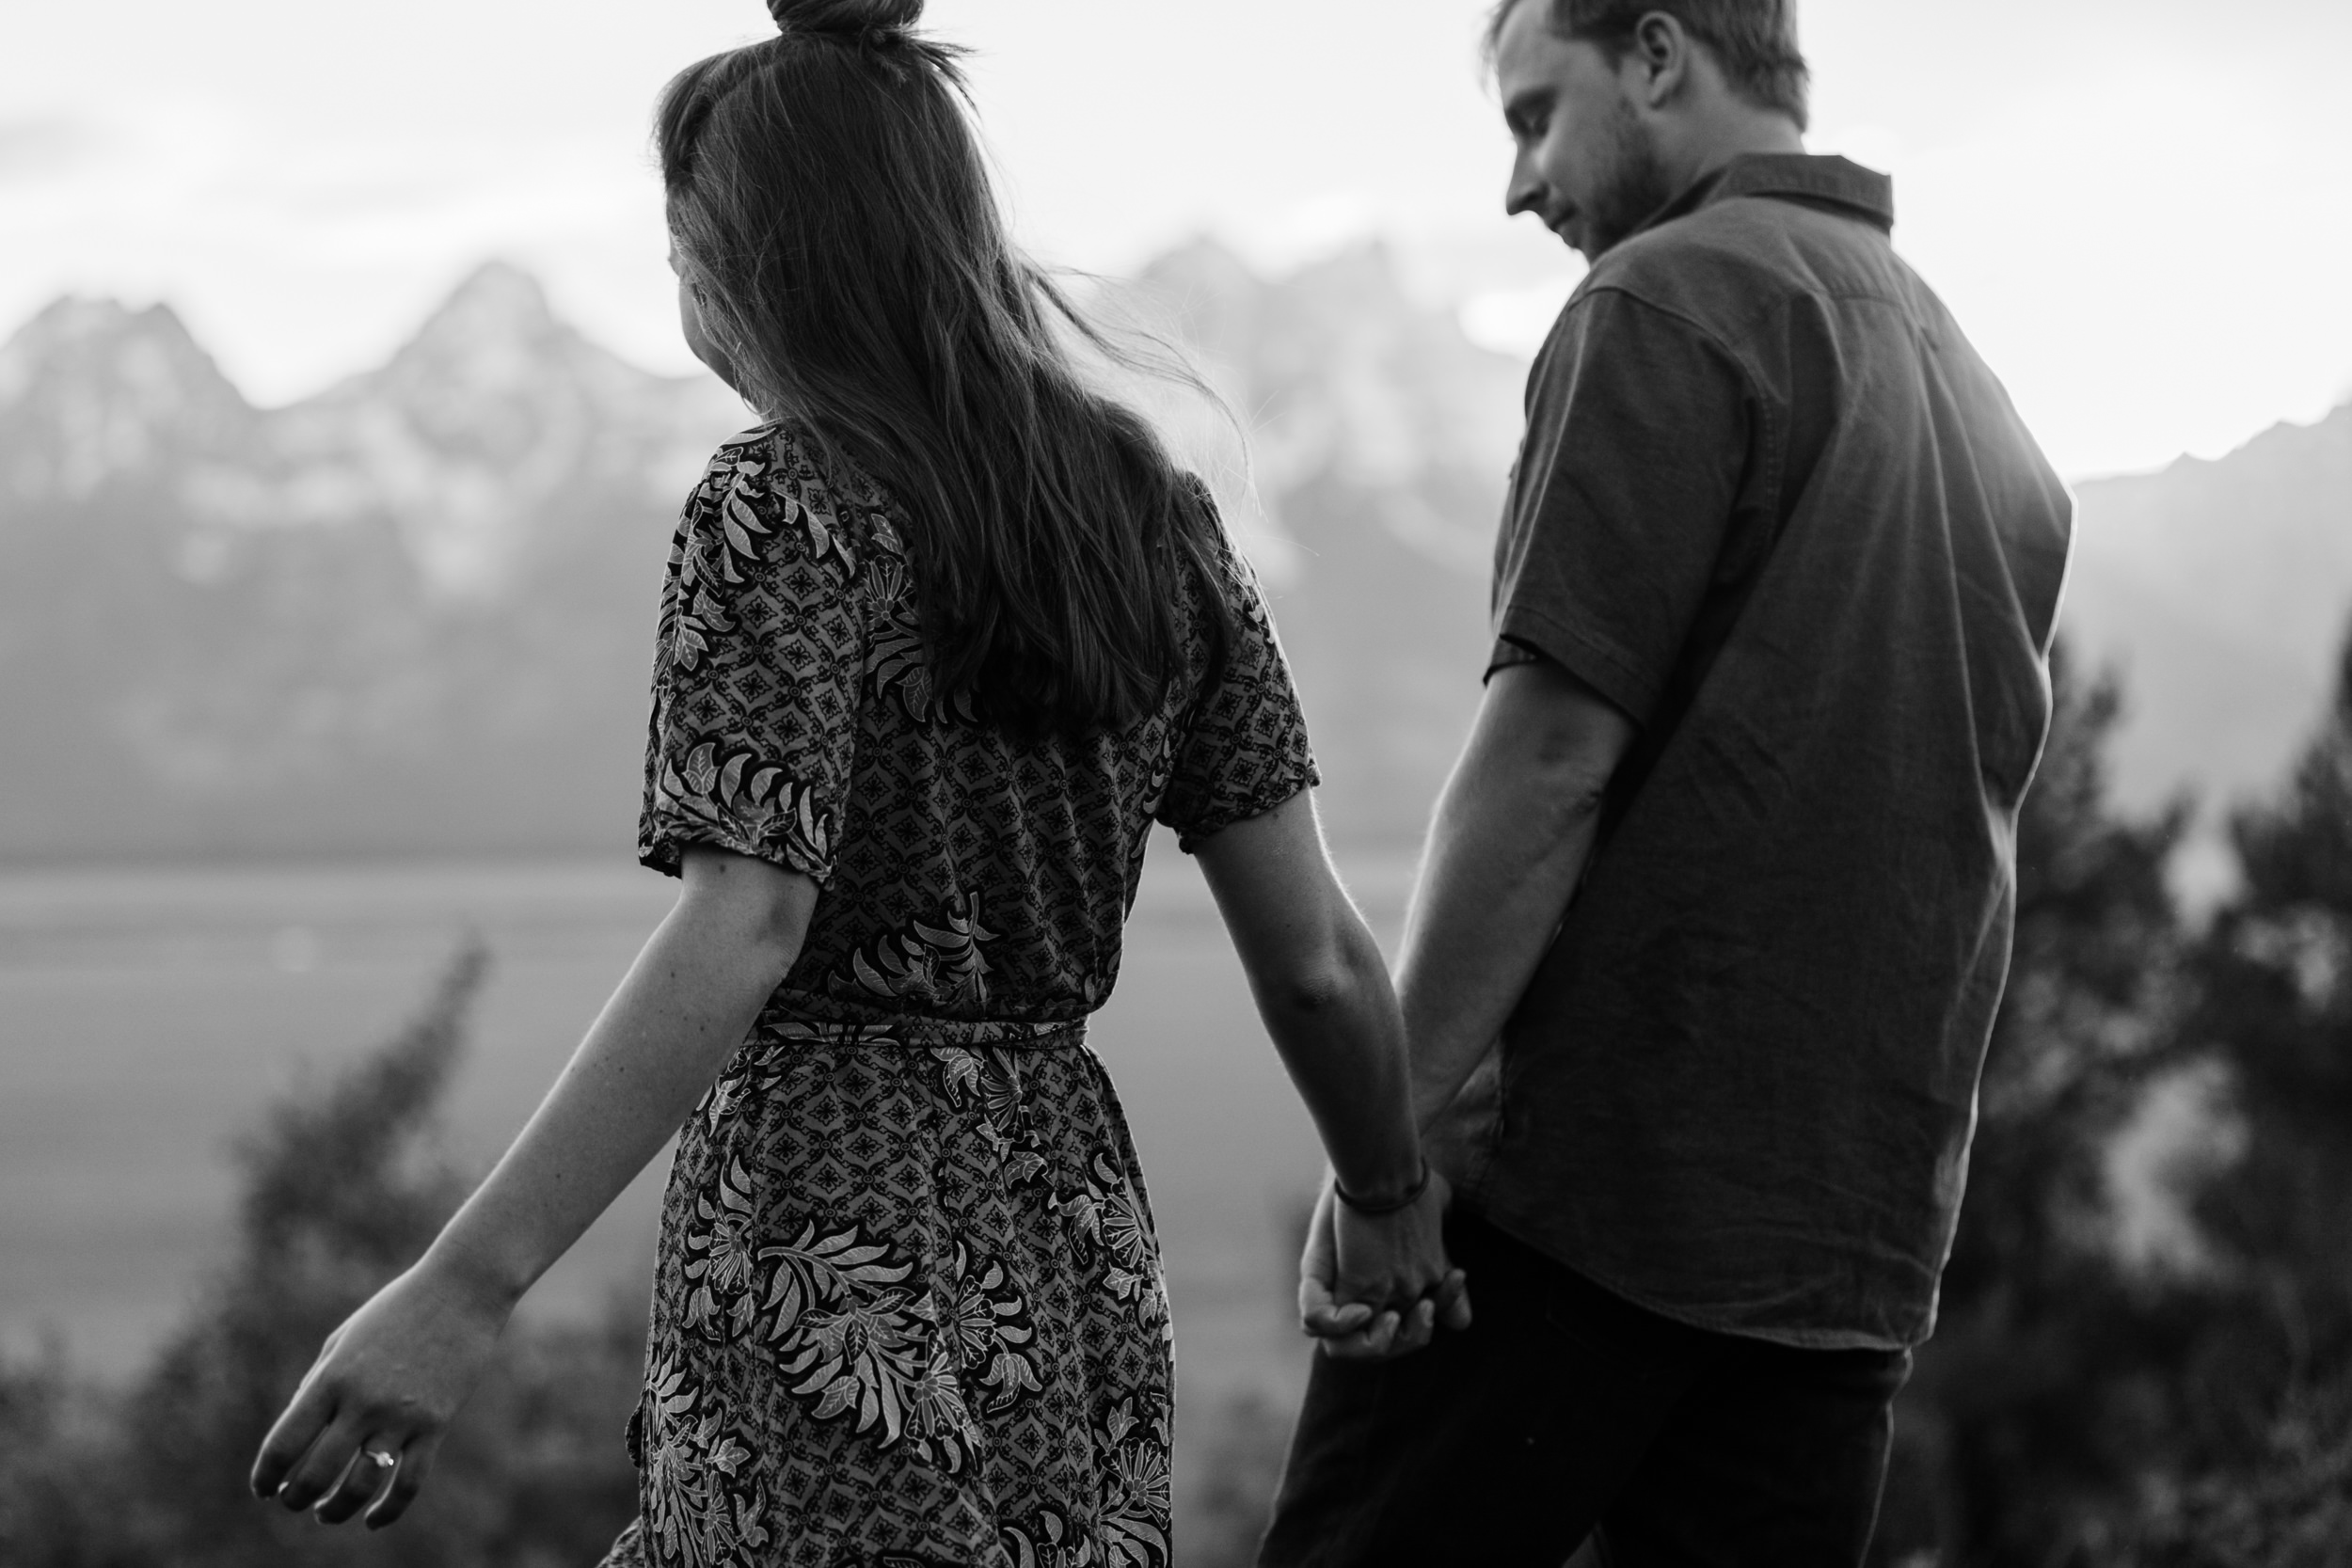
[1298,1168,1471,1359]
[248,1258,512,1528]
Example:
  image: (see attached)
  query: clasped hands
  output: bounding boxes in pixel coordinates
[1297,1166,1472,1359]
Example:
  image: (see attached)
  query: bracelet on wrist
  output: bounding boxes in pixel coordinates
[1333,1161,1430,1217]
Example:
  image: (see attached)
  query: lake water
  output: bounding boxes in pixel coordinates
[0,844,1415,1424]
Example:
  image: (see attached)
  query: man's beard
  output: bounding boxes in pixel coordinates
[1581,101,1680,258]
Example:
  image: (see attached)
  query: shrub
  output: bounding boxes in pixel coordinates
[0,942,644,1568]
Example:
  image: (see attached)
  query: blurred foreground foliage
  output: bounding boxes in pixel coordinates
[0,943,646,1568]
[1871,629,2352,1565]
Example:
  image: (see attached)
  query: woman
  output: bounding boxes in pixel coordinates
[247,2,1460,1562]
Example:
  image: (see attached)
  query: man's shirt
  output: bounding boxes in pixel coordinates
[1465,153,2072,1350]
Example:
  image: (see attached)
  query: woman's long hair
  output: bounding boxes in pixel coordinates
[657,0,1232,737]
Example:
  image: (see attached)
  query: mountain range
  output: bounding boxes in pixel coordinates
[0,264,739,858]
[2067,403,2352,819]
[0,249,2344,863]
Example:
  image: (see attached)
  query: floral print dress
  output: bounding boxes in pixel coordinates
[596,425,1316,1568]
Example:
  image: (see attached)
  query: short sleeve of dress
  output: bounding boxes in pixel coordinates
[639,431,866,882]
[1155,500,1320,850]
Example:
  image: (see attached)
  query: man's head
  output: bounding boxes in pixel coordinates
[1487,0,1808,259]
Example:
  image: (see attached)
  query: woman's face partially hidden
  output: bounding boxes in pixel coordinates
[670,245,744,396]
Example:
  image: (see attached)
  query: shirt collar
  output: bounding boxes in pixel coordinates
[1636,153,1897,240]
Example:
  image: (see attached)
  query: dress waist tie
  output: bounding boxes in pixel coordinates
[751,1016,1089,1053]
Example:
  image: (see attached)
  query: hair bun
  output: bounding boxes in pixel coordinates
[766,0,924,37]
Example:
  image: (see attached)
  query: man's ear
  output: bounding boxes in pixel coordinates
[1629,11,1693,107]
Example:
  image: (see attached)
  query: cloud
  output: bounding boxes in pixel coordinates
[0,117,112,184]
[1884,60,2352,477]
[1458,278,1574,357]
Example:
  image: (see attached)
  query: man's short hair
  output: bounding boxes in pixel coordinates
[1486,0,1811,130]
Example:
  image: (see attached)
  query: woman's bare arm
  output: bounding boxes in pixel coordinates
[250,847,816,1528]
[1191,791,1466,1356]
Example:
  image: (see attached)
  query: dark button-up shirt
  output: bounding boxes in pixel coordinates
[1464,154,2073,1350]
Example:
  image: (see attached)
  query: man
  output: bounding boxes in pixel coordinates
[1264,2,2074,1563]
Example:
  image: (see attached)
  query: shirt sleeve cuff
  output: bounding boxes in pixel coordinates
[1489,603,1658,728]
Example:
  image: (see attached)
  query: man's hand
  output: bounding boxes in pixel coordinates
[1298,1170,1472,1359]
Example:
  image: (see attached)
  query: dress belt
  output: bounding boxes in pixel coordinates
[752,1016,1090,1052]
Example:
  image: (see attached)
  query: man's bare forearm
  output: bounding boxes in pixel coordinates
[1397,658,1633,1127]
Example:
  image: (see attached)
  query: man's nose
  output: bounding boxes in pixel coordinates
[1504,150,1544,217]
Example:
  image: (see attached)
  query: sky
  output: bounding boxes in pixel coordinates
[3,0,2348,480]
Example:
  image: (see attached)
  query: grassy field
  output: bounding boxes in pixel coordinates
[0,840,1414,1526]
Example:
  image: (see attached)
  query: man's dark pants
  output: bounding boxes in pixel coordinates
[1257,1211,1911,1567]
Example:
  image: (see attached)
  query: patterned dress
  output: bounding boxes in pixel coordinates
[596,425,1316,1568]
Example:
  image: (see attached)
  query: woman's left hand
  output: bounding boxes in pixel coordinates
[249,1258,511,1528]
[1297,1168,1471,1359]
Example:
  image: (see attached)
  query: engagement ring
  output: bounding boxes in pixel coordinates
[362,1448,397,1471]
